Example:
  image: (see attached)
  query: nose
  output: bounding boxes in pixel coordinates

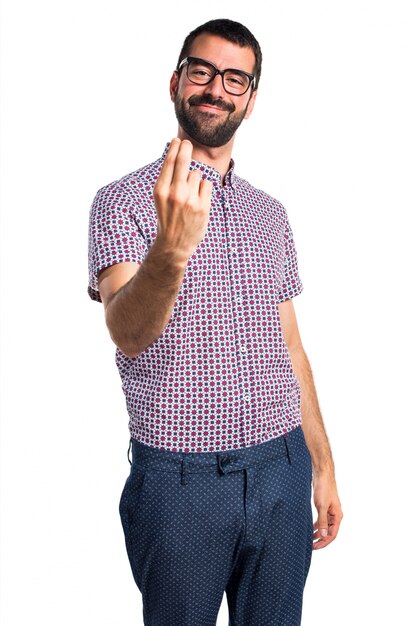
[202,72,225,99]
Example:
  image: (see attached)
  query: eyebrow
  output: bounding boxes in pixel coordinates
[186,56,254,76]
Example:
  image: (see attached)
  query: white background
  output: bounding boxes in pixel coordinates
[1,0,417,624]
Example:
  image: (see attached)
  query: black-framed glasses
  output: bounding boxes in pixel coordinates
[177,56,256,96]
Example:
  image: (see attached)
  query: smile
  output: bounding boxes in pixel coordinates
[193,104,227,113]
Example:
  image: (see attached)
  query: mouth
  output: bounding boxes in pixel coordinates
[193,103,227,113]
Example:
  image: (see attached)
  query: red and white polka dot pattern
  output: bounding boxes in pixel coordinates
[88,144,304,453]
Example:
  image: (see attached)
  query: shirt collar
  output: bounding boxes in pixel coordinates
[161,142,236,188]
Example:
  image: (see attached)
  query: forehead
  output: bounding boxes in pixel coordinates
[188,33,256,73]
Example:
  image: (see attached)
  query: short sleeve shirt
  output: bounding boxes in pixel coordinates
[88,144,304,453]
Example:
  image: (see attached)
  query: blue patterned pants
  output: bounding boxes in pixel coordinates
[119,425,314,625]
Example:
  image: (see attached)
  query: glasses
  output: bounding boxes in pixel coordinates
[177,56,256,96]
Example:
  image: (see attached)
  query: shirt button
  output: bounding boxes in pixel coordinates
[240,346,247,353]
[236,296,242,304]
[244,394,250,402]
[231,246,237,254]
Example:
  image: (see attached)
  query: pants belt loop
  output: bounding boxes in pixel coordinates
[181,458,189,485]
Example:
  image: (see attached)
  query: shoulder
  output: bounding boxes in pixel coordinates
[234,174,288,219]
[91,155,164,207]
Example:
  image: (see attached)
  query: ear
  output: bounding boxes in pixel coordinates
[244,88,258,120]
[170,71,179,103]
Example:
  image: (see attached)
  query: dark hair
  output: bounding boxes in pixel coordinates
[176,18,262,89]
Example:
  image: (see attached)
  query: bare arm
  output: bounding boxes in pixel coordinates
[99,246,189,357]
[98,138,213,358]
[278,299,333,474]
[278,298,343,549]
[289,343,335,476]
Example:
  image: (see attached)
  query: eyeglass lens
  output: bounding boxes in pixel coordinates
[187,59,251,95]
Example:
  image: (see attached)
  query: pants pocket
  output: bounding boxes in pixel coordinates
[119,466,148,588]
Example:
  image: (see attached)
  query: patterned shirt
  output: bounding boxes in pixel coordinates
[88,143,304,453]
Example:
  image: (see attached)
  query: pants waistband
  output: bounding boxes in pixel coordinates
[128,426,306,474]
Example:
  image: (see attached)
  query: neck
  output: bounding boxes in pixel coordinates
[176,128,234,185]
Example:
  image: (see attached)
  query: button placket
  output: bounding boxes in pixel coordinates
[221,185,251,418]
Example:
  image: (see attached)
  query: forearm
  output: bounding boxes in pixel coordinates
[289,345,335,479]
[105,238,189,357]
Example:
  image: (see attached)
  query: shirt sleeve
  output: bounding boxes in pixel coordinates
[276,209,304,303]
[87,182,148,303]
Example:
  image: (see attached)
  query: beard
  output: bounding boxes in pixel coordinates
[174,92,249,148]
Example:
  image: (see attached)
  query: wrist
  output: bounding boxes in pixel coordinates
[152,236,191,267]
[150,236,189,269]
[312,463,336,481]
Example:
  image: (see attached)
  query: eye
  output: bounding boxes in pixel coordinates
[188,61,214,80]
[225,73,247,87]
[191,68,211,77]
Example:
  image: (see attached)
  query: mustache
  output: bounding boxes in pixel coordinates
[188,94,235,113]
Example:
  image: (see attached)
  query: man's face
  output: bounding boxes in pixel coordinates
[170,34,257,148]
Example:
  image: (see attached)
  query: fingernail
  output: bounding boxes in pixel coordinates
[320,528,328,537]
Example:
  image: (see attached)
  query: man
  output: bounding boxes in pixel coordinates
[87,18,343,626]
